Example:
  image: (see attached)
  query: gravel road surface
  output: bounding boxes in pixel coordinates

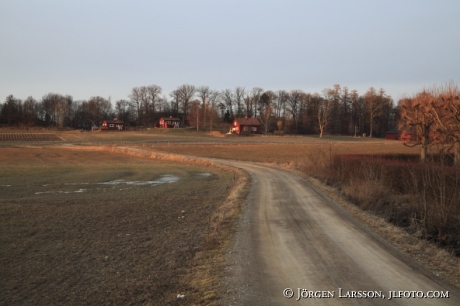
[217,160,460,305]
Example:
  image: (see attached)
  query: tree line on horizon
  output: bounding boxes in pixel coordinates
[2,81,459,164]
[0,83,397,137]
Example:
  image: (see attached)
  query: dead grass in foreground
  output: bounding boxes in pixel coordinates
[0,146,248,305]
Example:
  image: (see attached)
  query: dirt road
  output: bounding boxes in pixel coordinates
[217,160,460,305]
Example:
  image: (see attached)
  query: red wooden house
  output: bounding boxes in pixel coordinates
[159,116,181,128]
[101,119,124,131]
[230,117,261,135]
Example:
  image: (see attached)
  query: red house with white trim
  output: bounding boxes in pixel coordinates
[230,117,261,135]
[101,119,124,131]
[159,116,181,128]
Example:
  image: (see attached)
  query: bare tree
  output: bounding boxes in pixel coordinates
[218,102,226,121]
[197,86,210,131]
[364,87,383,137]
[55,95,72,128]
[399,90,438,163]
[324,84,341,134]
[22,96,39,126]
[245,87,263,118]
[41,93,72,128]
[287,90,304,133]
[222,89,234,120]
[130,85,162,127]
[259,91,275,133]
[176,84,196,126]
[1,95,20,125]
[340,86,352,134]
[299,92,312,133]
[317,94,331,138]
[139,86,150,126]
[208,90,220,131]
[146,84,162,120]
[234,86,246,117]
[115,99,135,123]
[129,87,142,125]
[276,90,289,132]
[158,95,170,113]
[169,89,181,117]
[188,99,201,129]
[87,96,112,127]
[430,81,460,165]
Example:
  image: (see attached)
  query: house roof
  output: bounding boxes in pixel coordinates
[104,120,124,124]
[160,117,181,121]
[234,117,261,126]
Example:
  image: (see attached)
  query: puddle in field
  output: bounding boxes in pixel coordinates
[35,189,87,195]
[197,172,211,177]
[98,175,180,186]
[34,175,179,195]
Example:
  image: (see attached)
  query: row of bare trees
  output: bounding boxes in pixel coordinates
[399,82,460,164]
[0,94,114,129]
[1,83,397,136]
[186,84,395,137]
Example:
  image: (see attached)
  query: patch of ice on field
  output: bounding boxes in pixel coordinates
[35,189,87,195]
[157,175,180,183]
[98,175,179,186]
[197,172,211,177]
[98,179,125,185]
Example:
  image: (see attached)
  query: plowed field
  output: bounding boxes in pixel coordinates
[0,147,238,305]
[0,133,61,141]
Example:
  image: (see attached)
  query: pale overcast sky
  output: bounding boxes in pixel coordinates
[1,0,459,103]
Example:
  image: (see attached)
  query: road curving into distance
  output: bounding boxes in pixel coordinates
[110,147,459,305]
[215,159,460,306]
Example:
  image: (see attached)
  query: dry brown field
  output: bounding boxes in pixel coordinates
[140,141,421,165]
[0,133,62,141]
[0,146,242,305]
[3,130,451,304]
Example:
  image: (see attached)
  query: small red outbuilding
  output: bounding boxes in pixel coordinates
[385,128,416,142]
[230,117,261,135]
[384,128,402,140]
